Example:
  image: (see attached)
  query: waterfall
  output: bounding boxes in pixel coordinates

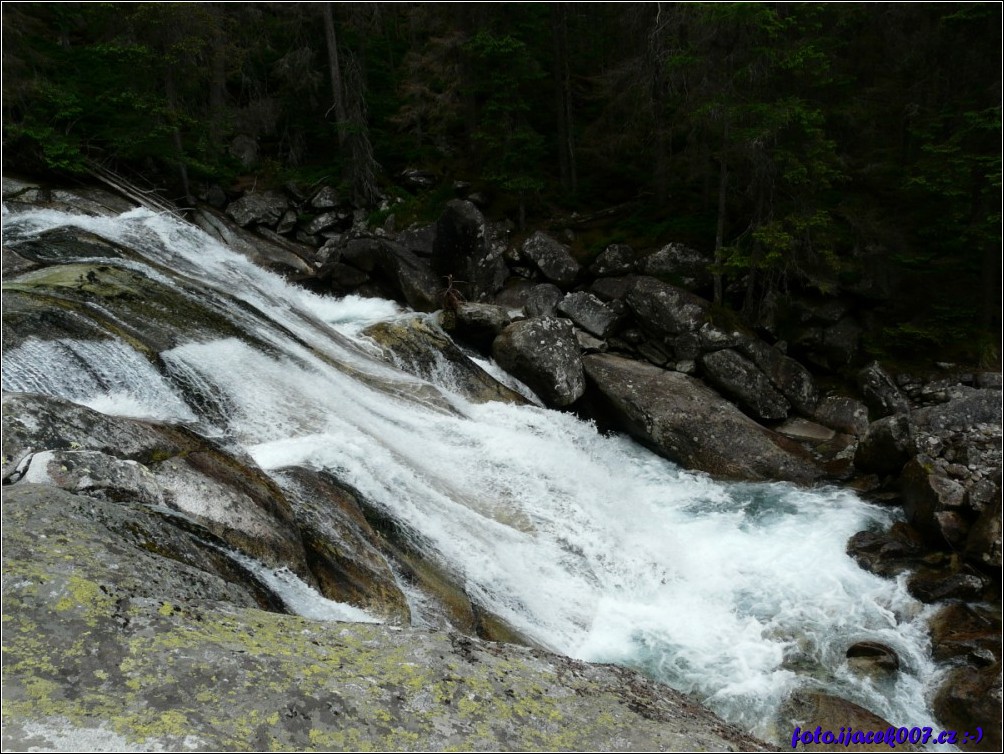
[1,205,946,744]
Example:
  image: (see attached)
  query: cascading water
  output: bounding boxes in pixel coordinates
[2,205,949,745]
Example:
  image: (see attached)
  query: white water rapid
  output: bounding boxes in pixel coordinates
[2,206,949,745]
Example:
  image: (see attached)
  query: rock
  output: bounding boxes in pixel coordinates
[324,262,370,290]
[274,466,412,622]
[557,291,618,339]
[493,278,535,310]
[853,414,915,476]
[3,393,311,579]
[225,190,289,228]
[590,276,632,302]
[523,283,564,318]
[699,349,791,422]
[520,231,580,287]
[846,524,925,578]
[625,276,710,337]
[739,339,819,414]
[778,690,918,752]
[581,354,821,484]
[432,200,508,300]
[907,567,989,603]
[276,208,297,235]
[442,303,515,353]
[0,484,769,752]
[932,663,1002,752]
[814,395,869,437]
[901,457,968,546]
[192,208,313,277]
[304,210,347,236]
[589,244,636,276]
[399,167,437,191]
[574,329,607,353]
[366,317,527,406]
[334,237,441,312]
[492,317,585,407]
[928,602,1002,666]
[857,361,910,418]
[698,322,744,351]
[776,418,836,443]
[638,242,712,290]
[206,183,228,209]
[309,185,341,210]
[397,223,437,258]
[845,641,899,677]
[966,493,1003,570]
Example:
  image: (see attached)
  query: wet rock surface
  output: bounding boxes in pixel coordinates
[2,484,768,753]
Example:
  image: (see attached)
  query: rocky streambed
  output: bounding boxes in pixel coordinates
[2,176,1000,750]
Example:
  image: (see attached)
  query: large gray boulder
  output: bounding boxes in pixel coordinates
[524,283,564,317]
[582,354,822,484]
[225,190,289,228]
[738,340,819,415]
[625,276,710,337]
[557,291,619,339]
[432,200,508,300]
[492,317,586,407]
[520,231,580,287]
[589,243,636,276]
[638,242,712,290]
[857,361,910,418]
[699,349,791,422]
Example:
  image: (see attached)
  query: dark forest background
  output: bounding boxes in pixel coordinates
[3,2,1001,364]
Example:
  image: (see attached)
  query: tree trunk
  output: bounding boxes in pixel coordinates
[713,135,728,306]
[552,3,577,196]
[322,2,349,148]
[163,66,192,205]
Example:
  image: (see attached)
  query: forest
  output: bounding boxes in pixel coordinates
[3,2,1001,364]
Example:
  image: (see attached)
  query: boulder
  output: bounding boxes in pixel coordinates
[225,190,289,228]
[625,276,710,337]
[857,361,910,418]
[739,339,819,415]
[846,523,925,578]
[304,210,348,236]
[582,354,821,484]
[523,283,565,318]
[901,457,968,546]
[845,641,900,677]
[699,349,791,422]
[854,414,916,476]
[309,185,341,210]
[443,303,515,353]
[191,208,313,278]
[965,493,1003,570]
[820,317,862,368]
[638,242,712,290]
[397,223,437,258]
[928,602,1001,666]
[335,237,441,312]
[778,690,918,752]
[492,317,586,407]
[589,244,636,276]
[432,200,508,300]
[932,663,1002,752]
[814,395,869,437]
[365,316,527,406]
[590,276,632,302]
[520,231,580,287]
[557,291,619,339]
